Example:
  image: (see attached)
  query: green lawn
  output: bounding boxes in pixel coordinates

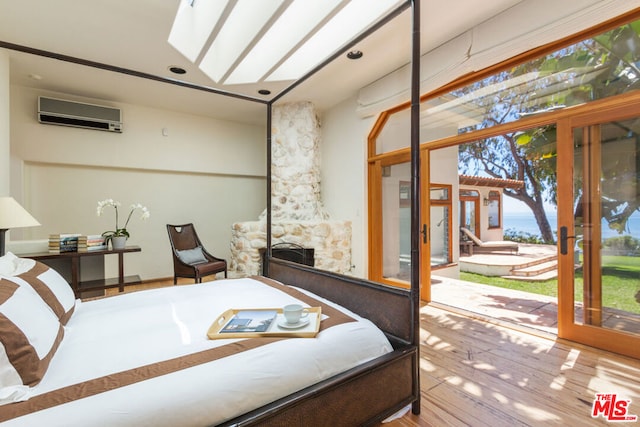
[459,254,640,314]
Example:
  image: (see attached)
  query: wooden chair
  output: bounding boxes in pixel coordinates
[166,223,227,284]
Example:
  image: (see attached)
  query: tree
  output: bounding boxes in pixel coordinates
[456,21,640,243]
[458,127,557,243]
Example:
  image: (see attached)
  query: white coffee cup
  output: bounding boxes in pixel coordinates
[283,304,309,324]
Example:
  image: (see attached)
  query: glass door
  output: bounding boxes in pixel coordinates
[558,107,640,359]
[380,162,412,283]
[368,151,431,300]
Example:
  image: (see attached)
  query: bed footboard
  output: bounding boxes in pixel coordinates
[232,258,421,426]
[221,346,417,427]
[266,258,414,345]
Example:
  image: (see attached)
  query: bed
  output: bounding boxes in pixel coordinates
[1,1,425,424]
[0,253,419,426]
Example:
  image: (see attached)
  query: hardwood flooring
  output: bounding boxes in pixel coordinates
[98,279,640,427]
[385,304,640,426]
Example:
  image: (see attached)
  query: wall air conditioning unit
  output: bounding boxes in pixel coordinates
[38,96,122,133]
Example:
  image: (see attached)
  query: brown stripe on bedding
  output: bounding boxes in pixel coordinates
[251,275,355,329]
[0,277,356,421]
[0,279,18,304]
[25,323,65,387]
[17,263,71,324]
[0,338,289,421]
[0,281,66,387]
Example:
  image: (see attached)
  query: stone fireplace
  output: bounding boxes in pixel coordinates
[229,102,352,277]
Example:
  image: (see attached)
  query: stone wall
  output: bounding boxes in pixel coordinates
[270,101,328,222]
[229,219,352,276]
[229,101,352,277]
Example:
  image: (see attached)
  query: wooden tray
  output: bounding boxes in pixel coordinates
[207,306,322,339]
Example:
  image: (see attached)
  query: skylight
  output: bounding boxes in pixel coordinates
[224,0,343,85]
[199,0,285,83]
[167,1,228,63]
[168,0,404,86]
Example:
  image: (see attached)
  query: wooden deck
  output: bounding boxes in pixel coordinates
[384,304,640,426]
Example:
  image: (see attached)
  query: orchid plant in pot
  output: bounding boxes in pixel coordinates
[97,199,150,249]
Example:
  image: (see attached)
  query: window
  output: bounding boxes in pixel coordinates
[487,191,501,229]
[459,190,479,236]
[431,184,452,267]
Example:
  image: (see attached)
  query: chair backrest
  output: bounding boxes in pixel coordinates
[167,223,202,252]
[460,227,483,246]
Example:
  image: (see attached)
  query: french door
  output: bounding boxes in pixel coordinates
[558,102,640,359]
[368,151,431,300]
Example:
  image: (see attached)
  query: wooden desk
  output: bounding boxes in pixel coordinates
[22,246,142,297]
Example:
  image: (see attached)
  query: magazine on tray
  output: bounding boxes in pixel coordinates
[219,309,278,333]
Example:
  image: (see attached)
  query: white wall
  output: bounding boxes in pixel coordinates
[9,85,267,281]
[320,95,375,277]
[0,50,9,195]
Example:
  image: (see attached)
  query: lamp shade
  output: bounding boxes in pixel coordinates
[0,197,41,229]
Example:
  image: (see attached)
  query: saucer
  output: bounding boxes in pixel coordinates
[278,318,310,329]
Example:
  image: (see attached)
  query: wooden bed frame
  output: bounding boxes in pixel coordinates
[221,258,420,426]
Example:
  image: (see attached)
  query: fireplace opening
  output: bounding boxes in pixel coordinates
[262,243,314,275]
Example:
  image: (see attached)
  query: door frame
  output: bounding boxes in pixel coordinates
[557,98,640,359]
[367,149,431,300]
[368,91,640,358]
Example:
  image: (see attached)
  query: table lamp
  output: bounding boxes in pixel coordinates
[0,197,41,257]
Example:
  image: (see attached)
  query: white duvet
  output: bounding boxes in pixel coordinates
[1,277,392,426]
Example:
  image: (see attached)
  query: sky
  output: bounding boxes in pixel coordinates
[501,194,557,215]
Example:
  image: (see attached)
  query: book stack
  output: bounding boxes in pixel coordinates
[49,233,82,253]
[77,234,107,252]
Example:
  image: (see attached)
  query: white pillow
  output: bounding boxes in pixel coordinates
[0,252,35,277]
[0,253,14,276]
[0,344,30,405]
[0,342,24,390]
[10,261,76,325]
[0,278,64,390]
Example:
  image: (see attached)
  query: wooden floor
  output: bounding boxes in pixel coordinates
[99,279,640,427]
[385,304,640,426]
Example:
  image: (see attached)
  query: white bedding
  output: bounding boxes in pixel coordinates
[0,277,393,426]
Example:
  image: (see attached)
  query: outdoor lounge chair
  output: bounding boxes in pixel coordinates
[460,227,519,254]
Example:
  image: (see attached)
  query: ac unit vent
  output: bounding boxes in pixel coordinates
[38,97,122,133]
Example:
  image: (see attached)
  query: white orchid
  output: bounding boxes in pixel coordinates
[97,199,150,242]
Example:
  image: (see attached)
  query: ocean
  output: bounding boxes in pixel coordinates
[503,212,640,240]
